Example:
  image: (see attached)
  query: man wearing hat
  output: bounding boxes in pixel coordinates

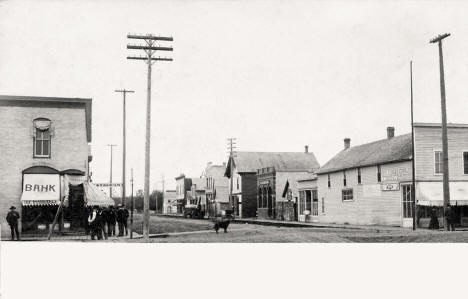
[116,204,125,237]
[6,206,20,240]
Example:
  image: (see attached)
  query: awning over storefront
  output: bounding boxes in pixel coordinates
[417,181,468,206]
[21,174,61,206]
[83,182,115,207]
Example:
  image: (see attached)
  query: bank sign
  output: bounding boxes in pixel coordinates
[22,174,60,203]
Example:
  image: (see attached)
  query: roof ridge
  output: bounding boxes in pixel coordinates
[344,133,411,151]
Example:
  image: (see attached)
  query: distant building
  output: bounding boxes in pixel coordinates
[224,147,320,218]
[175,174,191,214]
[281,173,318,222]
[187,177,206,211]
[163,190,177,214]
[204,162,229,217]
[316,124,468,227]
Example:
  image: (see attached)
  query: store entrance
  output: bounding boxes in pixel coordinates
[66,184,86,230]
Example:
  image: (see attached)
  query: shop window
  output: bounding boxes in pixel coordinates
[342,188,354,201]
[299,190,305,214]
[312,190,318,216]
[357,167,361,184]
[463,152,468,175]
[299,190,313,215]
[377,165,382,182]
[305,190,312,212]
[434,151,443,175]
[33,118,52,158]
[402,185,413,218]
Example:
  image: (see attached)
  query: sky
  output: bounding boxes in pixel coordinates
[1,0,467,192]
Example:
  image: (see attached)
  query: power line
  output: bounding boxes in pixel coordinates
[115,89,134,206]
[430,33,451,230]
[127,33,173,241]
[227,138,237,213]
[106,144,117,198]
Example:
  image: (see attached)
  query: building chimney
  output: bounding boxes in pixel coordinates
[344,138,351,149]
[304,145,309,153]
[387,127,395,139]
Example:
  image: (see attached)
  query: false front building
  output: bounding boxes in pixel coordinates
[204,162,229,217]
[316,125,468,228]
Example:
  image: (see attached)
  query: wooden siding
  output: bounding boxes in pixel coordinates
[317,161,412,226]
[414,126,468,181]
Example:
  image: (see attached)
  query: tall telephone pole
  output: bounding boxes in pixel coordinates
[430,33,451,229]
[107,144,117,198]
[115,89,135,206]
[130,168,134,239]
[127,33,173,241]
[227,138,237,212]
[161,174,165,214]
[410,61,416,231]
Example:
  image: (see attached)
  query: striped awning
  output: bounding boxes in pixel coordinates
[84,182,115,207]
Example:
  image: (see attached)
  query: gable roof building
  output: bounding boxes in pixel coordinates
[225,150,320,177]
[224,148,320,218]
[317,132,412,174]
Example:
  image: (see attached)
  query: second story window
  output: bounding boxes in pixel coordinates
[33,118,52,158]
[434,151,443,175]
[377,165,382,182]
[343,171,347,187]
[327,174,331,188]
[236,177,239,189]
[357,167,361,184]
[464,152,468,175]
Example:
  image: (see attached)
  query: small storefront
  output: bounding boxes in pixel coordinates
[20,167,113,235]
[416,181,468,228]
[297,175,318,223]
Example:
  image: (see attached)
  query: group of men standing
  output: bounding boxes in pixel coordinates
[87,204,129,240]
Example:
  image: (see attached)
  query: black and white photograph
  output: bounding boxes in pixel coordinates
[1,0,467,298]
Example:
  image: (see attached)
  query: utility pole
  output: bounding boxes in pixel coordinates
[115,89,135,206]
[107,144,117,198]
[410,61,416,231]
[161,174,165,214]
[130,168,134,239]
[227,138,237,214]
[127,33,173,241]
[430,33,451,229]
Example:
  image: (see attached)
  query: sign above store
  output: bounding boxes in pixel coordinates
[95,183,122,187]
[380,183,400,191]
[21,174,61,205]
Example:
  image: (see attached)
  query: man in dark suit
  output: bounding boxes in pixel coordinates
[6,206,20,240]
[116,205,125,237]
